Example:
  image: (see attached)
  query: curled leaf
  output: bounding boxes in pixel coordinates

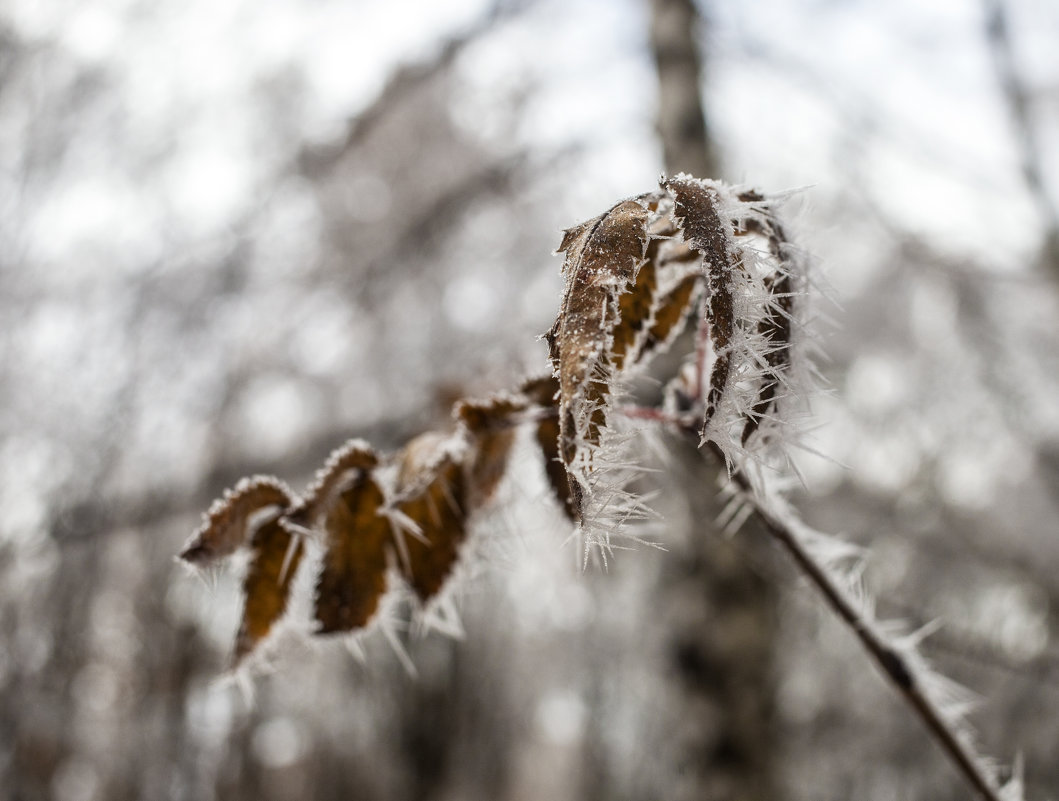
[395,434,469,603]
[456,394,523,505]
[735,211,796,445]
[611,254,657,371]
[663,175,736,435]
[537,414,576,520]
[284,439,378,535]
[547,199,649,515]
[519,375,576,520]
[742,270,793,445]
[314,469,391,634]
[180,476,294,566]
[234,513,304,663]
[635,270,701,364]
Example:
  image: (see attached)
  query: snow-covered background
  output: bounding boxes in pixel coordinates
[2,0,1057,799]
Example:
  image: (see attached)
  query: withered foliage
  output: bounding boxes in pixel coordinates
[180,476,294,565]
[179,174,801,666]
[456,395,525,506]
[547,199,650,514]
[393,433,470,602]
[664,176,737,430]
[638,271,700,363]
[176,175,1031,801]
[520,375,577,521]
[548,176,800,520]
[610,241,658,370]
[736,199,796,446]
[314,470,390,634]
[235,515,304,661]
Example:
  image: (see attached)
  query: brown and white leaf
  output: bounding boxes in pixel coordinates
[180,476,294,566]
[610,251,658,371]
[546,199,649,513]
[234,513,305,663]
[519,374,576,520]
[314,469,391,635]
[456,394,524,505]
[727,209,797,445]
[284,439,378,535]
[664,175,737,435]
[395,437,469,602]
[634,270,702,365]
[742,269,794,445]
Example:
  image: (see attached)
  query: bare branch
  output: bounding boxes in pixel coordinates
[983,0,1059,277]
[710,443,1012,801]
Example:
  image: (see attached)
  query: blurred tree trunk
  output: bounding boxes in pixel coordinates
[646,2,778,799]
[650,0,716,180]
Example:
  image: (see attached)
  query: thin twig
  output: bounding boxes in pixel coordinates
[983,0,1059,278]
[709,446,1007,801]
[614,390,1011,799]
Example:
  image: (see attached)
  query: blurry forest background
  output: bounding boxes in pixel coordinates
[2,0,1059,799]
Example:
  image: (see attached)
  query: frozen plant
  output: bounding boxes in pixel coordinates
[178,174,1025,801]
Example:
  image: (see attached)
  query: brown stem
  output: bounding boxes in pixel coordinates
[706,444,1008,801]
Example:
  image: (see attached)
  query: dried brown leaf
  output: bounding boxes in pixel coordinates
[556,219,594,257]
[234,514,305,663]
[664,176,735,432]
[396,445,468,603]
[611,253,658,371]
[314,469,391,634]
[393,433,470,602]
[518,375,576,520]
[456,394,524,505]
[547,199,649,512]
[742,216,795,445]
[538,414,576,520]
[180,476,293,566]
[284,440,378,534]
[635,271,701,364]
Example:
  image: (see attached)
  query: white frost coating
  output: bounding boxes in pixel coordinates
[565,177,827,563]
[575,434,663,570]
[181,474,295,565]
[697,181,814,462]
[288,437,377,531]
[632,176,1024,801]
[744,460,1024,801]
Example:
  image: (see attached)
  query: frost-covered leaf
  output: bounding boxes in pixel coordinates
[394,433,469,603]
[738,213,796,446]
[180,476,294,565]
[314,469,391,634]
[456,393,523,505]
[742,270,793,445]
[283,439,378,535]
[520,375,576,520]
[538,415,576,520]
[547,199,649,517]
[636,271,701,364]
[663,175,736,435]
[611,253,657,371]
[234,513,304,663]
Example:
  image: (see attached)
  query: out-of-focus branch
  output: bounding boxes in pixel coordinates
[48,412,426,546]
[299,0,527,177]
[878,596,1059,692]
[983,0,1059,278]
